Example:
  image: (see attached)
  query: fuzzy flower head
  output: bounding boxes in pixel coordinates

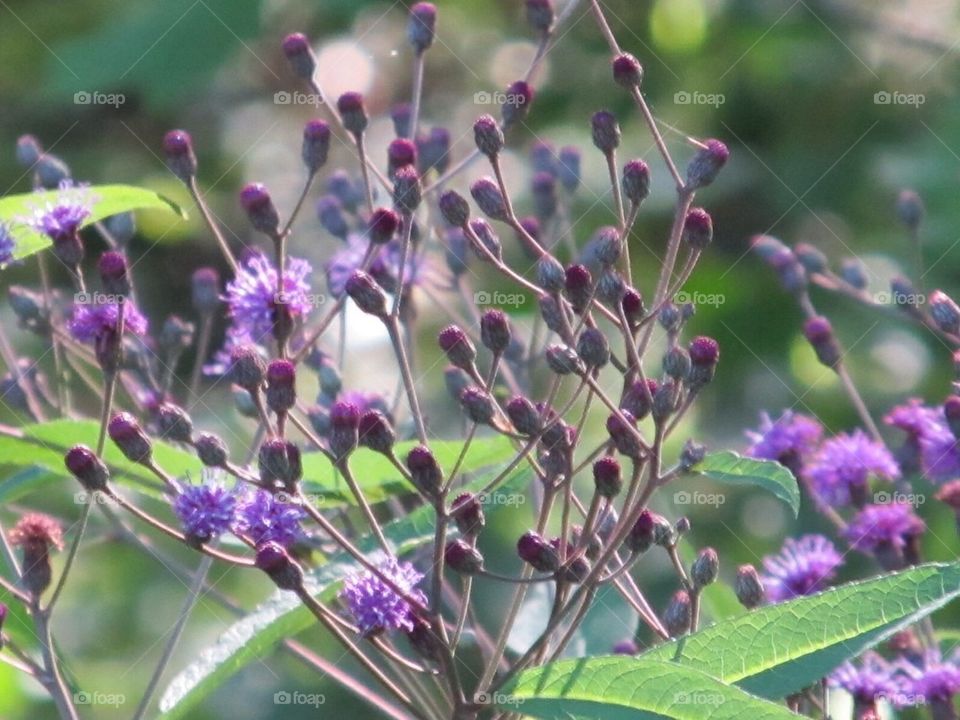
[844,501,925,554]
[885,399,944,475]
[803,430,900,506]
[898,646,960,706]
[761,534,842,602]
[233,489,305,547]
[326,233,424,299]
[829,652,901,707]
[916,411,960,483]
[8,513,64,551]
[745,410,823,473]
[226,253,313,339]
[22,180,93,244]
[340,557,427,636]
[173,480,238,544]
[68,301,148,344]
[0,223,15,266]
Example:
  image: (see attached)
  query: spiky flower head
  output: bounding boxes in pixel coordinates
[173,479,238,545]
[233,489,305,547]
[340,557,427,636]
[225,253,313,339]
[761,534,842,602]
[803,430,900,506]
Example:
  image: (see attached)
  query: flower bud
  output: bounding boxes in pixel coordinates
[612,638,638,655]
[501,80,534,127]
[474,115,504,158]
[622,379,657,420]
[368,207,400,245]
[794,243,828,275]
[506,396,541,435]
[445,539,484,574]
[229,345,266,390]
[406,615,442,661]
[195,432,228,467]
[606,410,643,458]
[538,293,566,333]
[735,564,765,609]
[302,119,331,174]
[387,138,418,180]
[839,258,869,290]
[593,456,622,498]
[444,228,470,276]
[407,2,437,54]
[546,343,585,376]
[406,445,443,496]
[451,493,485,536]
[558,146,581,192]
[525,0,554,33]
[683,207,713,249]
[240,183,280,236]
[803,315,841,368]
[622,159,651,204]
[337,92,368,136]
[621,288,644,325]
[471,177,508,222]
[612,53,643,88]
[439,190,470,227]
[664,590,692,637]
[561,553,591,583]
[530,140,556,175]
[358,410,395,455]
[531,171,557,221]
[163,129,197,183]
[658,302,682,332]
[680,439,707,471]
[577,327,609,368]
[438,325,477,369]
[191,267,220,315]
[691,547,719,589]
[282,33,316,80]
[686,138,729,189]
[597,270,626,306]
[663,346,691,381]
[652,380,678,424]
[536,254,566,292]
[459,386,496,425]
[687,336,719,391]
[930,290,960,334]
[329,401,360,460]
[517,530,560,573]
[564,263,593,313]
[590,110,621,154]
[593,226,622,266]
[258,438,302,488]
[157,403,194,443]
[37,153,71,189]
[65,445,109,491]
[393,165,421,214]
[768,247,807,294]
[624,509,656,553]
[896,189,924,232]
[418,127,450,174]
[16,134,41,168]
[256,541,304,591]
[98,251,129,296]
[266,360,297,415]
[468,219,502,261]
[480,309,511,354]
[9,514,63,597]
[345,271,388,317]
[108,412,152,464]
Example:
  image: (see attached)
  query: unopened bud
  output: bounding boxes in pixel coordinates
[664,590,692,637]
[445,539,484,574]
[506,396,541,435]
[803,315,841,368]
[439,189,470,227]
[329,401,360,460]
[593,456,622,498]
[302,119,331,174]
[65,445,109,491]
[407,2,437,54]
[501,80,534,127]
[406,445,442,496]
[558,146,581,192]
[191,267,220,315]
[256,541,304,591]
[930,290,960,334]
[663,346,691,380]
[480,309,511,354]
[606,410,642,458]
[545,343,585,376]
[576,327,609,368]
[471,177,508,222]
[459,386,497,425]
[517,530,560,572]
[258,438,302,488]
[794,243,828,275]
[337,92,368,136]
[345,271,388,317]
[896,189,924,231]
[265,360,297,415]
[163,129,197,183]
[692,547,719,589]
[468,219,502,261]
[98,251,129,296]
[195,432,228,467]
[840,258,869,290]
[622,159,651,204]
[525,0,554,33]
[108,412,152,464]
[474,115,504,157]
[687,336,719,391]
[282,33,317,80]
[451,493,485,536]
[591,110,620,154]
[686,139,729,189]
[683,207,713,249]
[157,403,194,443]
[612,53,643,88]
[240,183,280,236]
[229,345,266,390]
[735,564,766,609]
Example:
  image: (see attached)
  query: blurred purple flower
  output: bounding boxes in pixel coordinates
[233,489,305,547]
[829,652,901,707]
[761,534,842,602]
[340,557,427,636]
[326,234,424,298]
[745,410,822,474]
[844,501,925,554]
[173,481,238,543]
[0,223,15,265]
[226,253,313,338]
[68,301,148,343]
[22,180,92,243]
[897,647,960,706]
[803,430,900,506]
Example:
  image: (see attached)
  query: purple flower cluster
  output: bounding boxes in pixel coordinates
[173,481,238,543]
[325,233,425,298]
[844,501,925,554]
[761,534,842,602]
[68,301,148,343]
[0,223,15,266]
[226,253,314,339]
[745,410,822,473]
[886,400,960,483]
[831,646,960,710]
[829,652,901,707]
[803,430,900,506]
[898,647,960,705]
[340,557,427,636]
[22,180,92,243]
[233,489,305,547]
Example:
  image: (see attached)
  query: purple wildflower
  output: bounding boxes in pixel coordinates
[897,647,960,706]
[761,534,842,602]
[885,399,944,475]
[173,481,238,543]
[326,234,424,298]
[745,410,823,474]
[829,652,901,708]
[68,301,148,343]
[340,557,427,636]
[226,253,313,338]
[803,430,900,506]
[844,501,925,554]
[22,180,92,243]
[918,415,960,483]
[0,223,15,266]
[233,489,305,547]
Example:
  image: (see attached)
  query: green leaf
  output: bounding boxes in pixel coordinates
[498,656,800,719]
[0,184,186,261]
[300,436,515,506]
[644,562,960,699]
[158,466,532,719]
[692,451,800,517]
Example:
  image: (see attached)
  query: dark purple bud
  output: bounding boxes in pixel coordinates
[317,195,348,239]
[302,119,331,174]
[156,403,194,443]
[686,138,729,189]
[735,564,765,609]
[606,410,643,458]
[680,439,707,471]
[652,380,678,424]
[501,80,534,127]
[337,92,368,135]
[590,110,621,154]
[391,103,413,138]
[195,432,228,467]
[692,547,719,590]
[282,33,317,80]
[439,189,470,227]
[329,401,360,460]
[838,258,868,290]
[358,410,395,455]
[525,0,554,33]
[471,177,508,222]
[451,493,485,536]
[229,344,267,390]
[474,114,504,157]
[577,327,609,368]
[535,254,565,292]
[163,129,197,183]
[538,293,566,334]
[406,445,443,496]
[688,336,720,390]
[545,343,585,376]
[621,288,645,324]
[930,290,960,334]
[896,189,924,231]
[65,444,109,491]
[794,242,828,275]
[438,325,476,369]
[663,346,691,381]
[387,138,418,179]
[565,263,593,313]
[468,218,502,261]
[612,52,643,88]
[622,159,651,204]
[593,456,622,498]
[191,267,220,315]
[240,183,280,235]
[517,530,560,572]
[407,2,437,53]
[366,208,399,246]
[624,509,656,553]
[675,516,692,535]
[256,541,304,590]
[406,615,442,661]
[561,553,591,583]
[98,251,129,296]
[531,171,557,220]
[345,270,388,317]
[597,270,626,306]
[108,412,152,464]
[803,315,841,368]
[507,396,541,435]
[612,638,638,655]
[622,379,657,420]
[265,360,297,415]
[445,539,484,574]
[393,165,421,214]
[664,590,692,637]
[480,309,511,354]
[258,438,302,487]
[683,207,713,249]
[459,386,496,425]
[15,134,41,168]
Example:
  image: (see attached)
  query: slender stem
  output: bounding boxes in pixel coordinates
[188,177,238,273]
[188,314,213,401]
[410,53,426,141]
[386,317,428,444]
[338,459,390,552]
[31,599,79,720]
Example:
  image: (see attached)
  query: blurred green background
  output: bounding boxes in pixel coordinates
[2,0,960,717]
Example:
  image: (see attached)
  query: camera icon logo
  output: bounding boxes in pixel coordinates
[274,91,292,105]
[674,90,691,105]
[874,90,891,105]
[473,91,492,105]
[74,91,91,105]
[274,691,292,705]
